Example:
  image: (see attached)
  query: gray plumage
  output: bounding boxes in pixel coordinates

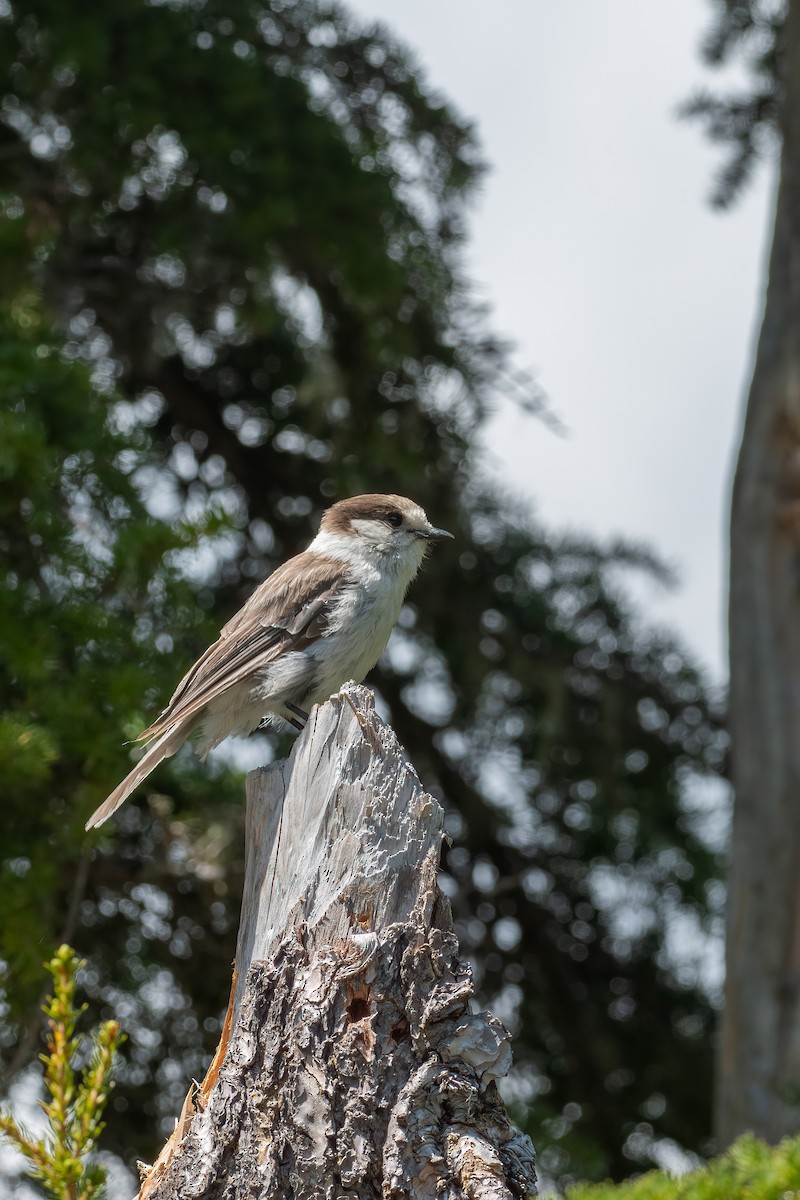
[86,494,452,829]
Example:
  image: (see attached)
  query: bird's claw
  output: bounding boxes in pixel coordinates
[285,702,309,731]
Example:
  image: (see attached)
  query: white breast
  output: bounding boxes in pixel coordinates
[249,529,427,717]
[304,574,405,706]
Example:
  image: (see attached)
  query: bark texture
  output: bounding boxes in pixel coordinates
[719,0,800,1146]
[137,684,536,1199]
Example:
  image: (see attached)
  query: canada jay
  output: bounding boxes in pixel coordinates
[85,493,452,829]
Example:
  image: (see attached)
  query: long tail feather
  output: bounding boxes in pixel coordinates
[85,723,189,830]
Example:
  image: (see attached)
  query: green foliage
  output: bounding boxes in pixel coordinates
[0,945,125,1200]
[0,0,729,1184]
[0,300,233,1013]
[682,0,785,207]
[567,1133,800,1199]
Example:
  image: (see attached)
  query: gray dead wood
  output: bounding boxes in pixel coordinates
[137,683,536,1200]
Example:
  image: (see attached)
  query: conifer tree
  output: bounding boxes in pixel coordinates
[1,1,727,1183]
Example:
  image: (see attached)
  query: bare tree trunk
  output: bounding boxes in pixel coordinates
[718,0,800,1147]
[136,685,536,1199]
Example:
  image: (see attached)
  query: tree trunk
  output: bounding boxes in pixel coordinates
[135,684,537,1199]
[718,0,800,1146]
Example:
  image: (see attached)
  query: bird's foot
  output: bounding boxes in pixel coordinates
[285,702,309,732]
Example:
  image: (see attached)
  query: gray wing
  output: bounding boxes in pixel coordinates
[139,553,352,741]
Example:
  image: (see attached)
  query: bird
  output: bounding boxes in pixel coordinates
[85,493,453,829]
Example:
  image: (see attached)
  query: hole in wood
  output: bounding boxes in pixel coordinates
[347,996,370,1023]
[390,1017,409,1043]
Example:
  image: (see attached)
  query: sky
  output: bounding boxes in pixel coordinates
[348,0,774,683]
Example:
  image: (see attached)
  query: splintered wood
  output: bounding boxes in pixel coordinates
[137,683,536,1200]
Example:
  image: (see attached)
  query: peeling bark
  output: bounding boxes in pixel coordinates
[137,685,536,1199]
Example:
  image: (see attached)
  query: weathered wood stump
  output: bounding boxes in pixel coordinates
[138,683,536,1199]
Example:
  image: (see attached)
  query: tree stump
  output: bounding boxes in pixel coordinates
[137,684,537,1200]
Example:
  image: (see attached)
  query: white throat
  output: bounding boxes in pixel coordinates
[309,529,427,590]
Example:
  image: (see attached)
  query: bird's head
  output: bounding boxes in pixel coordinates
[316,493,453,576]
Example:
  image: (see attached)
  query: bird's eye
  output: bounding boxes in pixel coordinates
[386,512,403,528]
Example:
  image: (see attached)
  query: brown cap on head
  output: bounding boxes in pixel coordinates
[321,494,421,535]
[321,494,453,541]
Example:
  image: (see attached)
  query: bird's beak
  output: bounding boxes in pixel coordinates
[420,525,454,541]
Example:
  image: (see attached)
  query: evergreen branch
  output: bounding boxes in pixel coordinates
[0,945,125,1200]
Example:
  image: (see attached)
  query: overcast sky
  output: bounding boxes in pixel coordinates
[349,0,774,682]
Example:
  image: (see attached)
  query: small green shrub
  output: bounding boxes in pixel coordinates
[567,1130,800,1200]
[0,944,125,1200]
